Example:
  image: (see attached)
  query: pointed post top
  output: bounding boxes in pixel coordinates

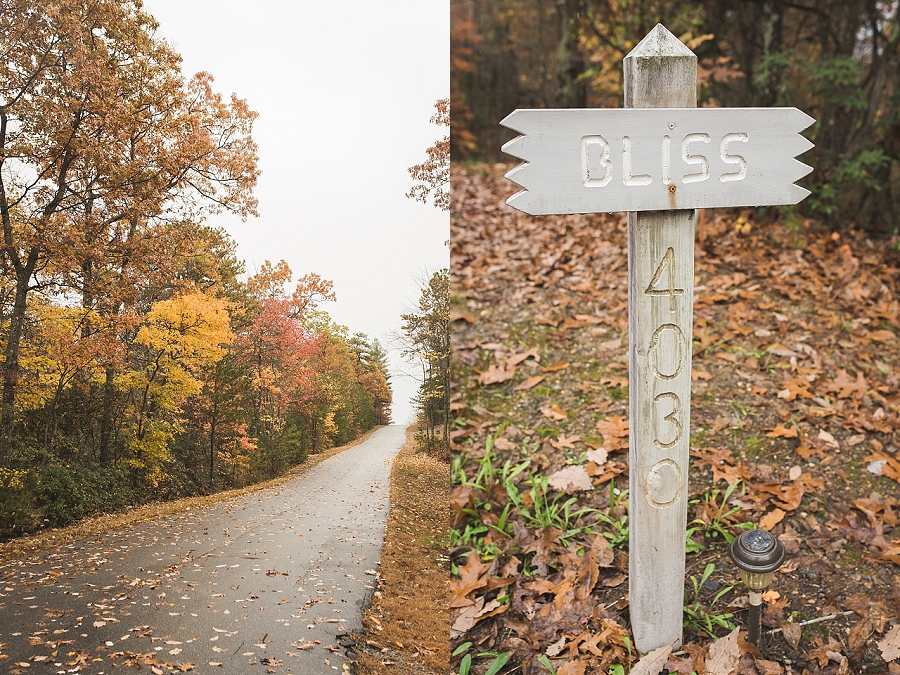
[623,24,696,109]
[625,23,695,60]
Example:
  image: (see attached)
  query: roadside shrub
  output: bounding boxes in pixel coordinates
[0,468,40,539]
[33,463,136,527]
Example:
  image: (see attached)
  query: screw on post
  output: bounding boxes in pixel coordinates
[728,529,786,644]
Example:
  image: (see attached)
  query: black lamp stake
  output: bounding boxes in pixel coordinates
[728,529,786,644]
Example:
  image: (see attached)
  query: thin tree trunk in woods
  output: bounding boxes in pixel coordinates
[556,0,585,108]
[1,250,39,459]
[99,369,115,463]
[209,398,217,489]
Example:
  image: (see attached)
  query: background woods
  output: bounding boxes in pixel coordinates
[0,0,391,537]
[404,98,451,456]
[452,0,900,235]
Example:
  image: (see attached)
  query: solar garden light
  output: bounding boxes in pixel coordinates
[728,529,786,644]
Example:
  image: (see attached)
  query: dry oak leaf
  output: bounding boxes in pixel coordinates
[542,361,570,373]
[879,624,900,662]
[765,423,798,439]
[848,617,874,655]
[759,508,786,531]
[547,465,593,493]
[630,645,673,675]
[776,376,814,401]
[822,368,869,399]
[556,660,587,675]
[550,434,581,450]
[817,428,839,450]
[781,621,801,651]
[479,363,516,385]
[450,596,505,639]
[449,553,491,608]
[865,453,900,483]
[514,375,545,391]
[595,416,629,450]
[541,404,568,421]
[705,628,742,675]
[450,310,477,324]
[506,347,540,367]
[586,448,608,465]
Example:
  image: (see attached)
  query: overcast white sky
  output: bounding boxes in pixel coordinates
[141,0,449,423]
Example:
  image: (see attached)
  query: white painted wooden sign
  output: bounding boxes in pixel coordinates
[501,108,814,215]
[500,23,814,654]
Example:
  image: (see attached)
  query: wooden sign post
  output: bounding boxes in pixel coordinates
[500,24,814,653]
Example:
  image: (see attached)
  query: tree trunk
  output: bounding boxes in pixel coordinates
[99,368,115,463]
[556,0,585,108]
[209,411,216,489]
[0,249,38,461]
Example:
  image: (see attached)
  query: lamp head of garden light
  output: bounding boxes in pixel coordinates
[729,529,786,591]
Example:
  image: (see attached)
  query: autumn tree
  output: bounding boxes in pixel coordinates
[401,269,450,455]
[407,98,449,211]
[0,0,258,461]
[116,292,232,483]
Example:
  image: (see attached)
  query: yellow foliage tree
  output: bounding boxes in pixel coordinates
[118,292,232,482]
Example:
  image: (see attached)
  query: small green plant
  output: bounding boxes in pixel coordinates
[683,563,736,638]
[453,642,473,675]
[686,481,753,550]
[594,483,629,548]
[537,654,557,673]
[482,652,510,675]
[454,643,510,675]
[519,474,596,545]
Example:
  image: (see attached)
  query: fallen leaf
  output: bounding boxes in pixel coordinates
[449,553,491,608]
[557,660,587,675]
[505,347,540,367]
[848,618,874,654]
[595,415,629,450]
[705,628,741,675]
[766,423,798,438]
[550,434,581,450]
[630,645,673,675]
[479,363,516,385]
[541,361,570,373]
[781,622,801,650]
[586,448,608,465]
[547,465,593,493]
[540,403,568,421]
[759,508,786,531]
[878,624,900,662]
[513,375,545,391]
[817,429,839,449]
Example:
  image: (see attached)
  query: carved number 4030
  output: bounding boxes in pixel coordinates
[645,247,686,449]
[645,247,684,313]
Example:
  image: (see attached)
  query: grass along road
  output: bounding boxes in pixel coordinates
[352,426,450,675]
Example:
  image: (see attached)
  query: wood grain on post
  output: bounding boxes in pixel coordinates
[624,24,697,653]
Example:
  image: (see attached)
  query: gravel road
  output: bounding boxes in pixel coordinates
[0,424,406,674]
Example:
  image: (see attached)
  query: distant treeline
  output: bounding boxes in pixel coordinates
[452,0,900,234]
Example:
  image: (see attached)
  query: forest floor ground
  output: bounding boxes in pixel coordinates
[0,426,382,567]
[351,425,450,675]
[450,163,900,675]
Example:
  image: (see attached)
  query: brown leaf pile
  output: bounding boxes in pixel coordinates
[451,163,900,673]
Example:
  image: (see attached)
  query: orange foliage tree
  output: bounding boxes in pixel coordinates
[0,0,259,459]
